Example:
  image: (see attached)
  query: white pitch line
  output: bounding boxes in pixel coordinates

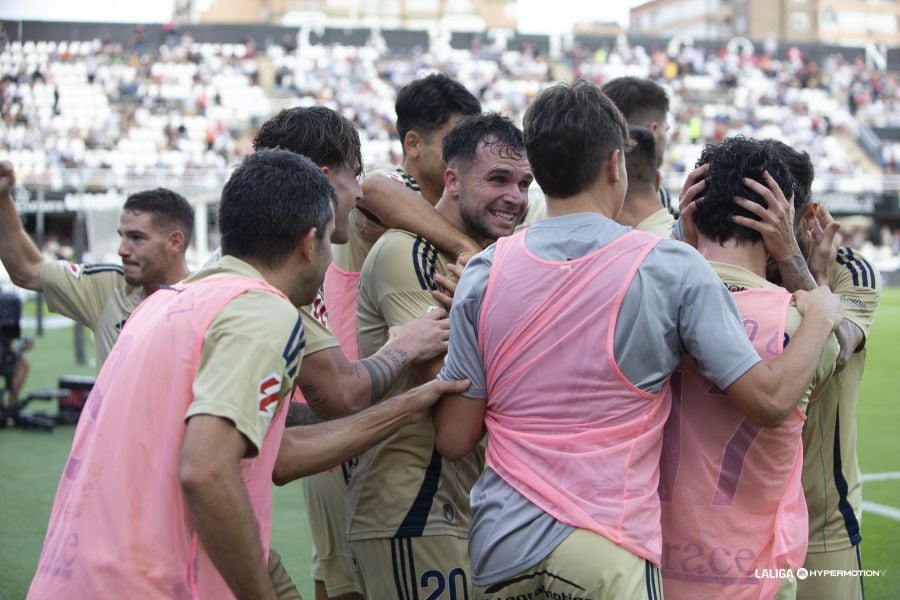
[861,472,900,482]
[862,501,900,522]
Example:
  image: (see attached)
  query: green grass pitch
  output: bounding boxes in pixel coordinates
[1,289,898,598]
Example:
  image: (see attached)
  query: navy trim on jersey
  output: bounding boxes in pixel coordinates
[412,236,438,291]
[282,317,305,379]
[82,264,125,276]
[833,412,862,545]
[396,444,443,537]
[847,248,877,290]
[837,248,877,290]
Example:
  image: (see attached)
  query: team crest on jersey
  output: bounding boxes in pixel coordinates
[310,289,329,328]
[257,373,283,418]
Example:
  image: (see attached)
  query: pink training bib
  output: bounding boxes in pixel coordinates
[28,275,291,600]
[660,288,808,600]
[479,229,669,564]
[323,262,361,360]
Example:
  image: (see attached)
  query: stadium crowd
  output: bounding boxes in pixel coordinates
[2,29,897,185]
[0,27,891,600]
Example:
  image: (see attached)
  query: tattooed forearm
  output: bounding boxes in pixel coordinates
[285,401,322,427]
[357,347,413,404]
[776,253,816,293]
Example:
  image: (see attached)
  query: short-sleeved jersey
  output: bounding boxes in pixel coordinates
[184,256,305,452]
[27,256,301,599]
[205,245,339,359]
[333,166,420,273]
[636,208,676,238]
[39,260,145,369]
[299,288,341,357]
[802,247,881,552]
[350,228,483,541]
[710,261,838,414]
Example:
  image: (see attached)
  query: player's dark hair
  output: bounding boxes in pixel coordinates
[625,125,657,189]
[123,188,194,246]
[524,80,629,199]
[252,106,362,176]
[761,138,814,210]
[601,76,670,126]
[395,73,481,151]
[694,136,798,245]
[442,113,525,168]
[219,149,335,268]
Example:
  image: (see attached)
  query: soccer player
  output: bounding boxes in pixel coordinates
[0,163,192,368]
[433,81,842,600]
[248,105,457,600]
[727,140,881,600]
[26,149,469,599]
[659,136,838,599]
[327,73,483,359]
[615,125,675,237]
[350,113,532,598]
[603,76,674,212]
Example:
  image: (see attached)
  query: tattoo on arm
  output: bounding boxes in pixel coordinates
[357,347,412,404]
[300,381,328,409]
[776,254,816,292]
[285,401,322,427]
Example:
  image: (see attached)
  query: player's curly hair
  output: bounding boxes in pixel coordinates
[693,136,798,245]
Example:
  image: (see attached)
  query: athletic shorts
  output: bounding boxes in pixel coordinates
[268,547,302,600]
[303,468,364,597]
[476,529,663,600]
[797,544,864,600]
[351,535,471,599]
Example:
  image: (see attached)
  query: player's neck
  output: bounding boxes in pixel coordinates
[616,190,661,228]
[142,261,190,296]
[545,182,620,220]
[698,237,768,278]
[402,159,441,205]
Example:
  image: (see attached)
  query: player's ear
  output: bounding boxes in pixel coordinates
[168,229,186,253]
[297,228,318,263]
[654,169,661,192]
[404,131,422,159]
[444,167,460,198]
[607,149,623,184]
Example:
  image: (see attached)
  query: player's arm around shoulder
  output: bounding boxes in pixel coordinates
[789,302,840,403]
[275,377,471,484]
[360,172,480,260]
[727,287,843,427]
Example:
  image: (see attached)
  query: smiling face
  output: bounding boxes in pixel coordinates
[117,209,179,288]
[451,141,533,244]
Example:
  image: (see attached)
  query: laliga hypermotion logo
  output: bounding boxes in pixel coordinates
[257,373,282,417]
